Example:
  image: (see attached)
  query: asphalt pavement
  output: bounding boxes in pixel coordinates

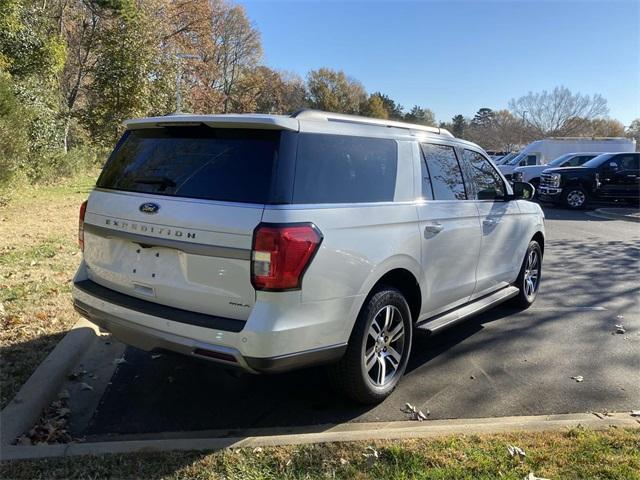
[77,206,640,438]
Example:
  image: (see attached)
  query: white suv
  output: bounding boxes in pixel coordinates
[72,110,545,403]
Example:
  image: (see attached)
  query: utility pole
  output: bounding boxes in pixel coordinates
[175,53,200,114]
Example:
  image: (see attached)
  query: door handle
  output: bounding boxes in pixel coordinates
[424,222,444,237]
[483,218,499,226]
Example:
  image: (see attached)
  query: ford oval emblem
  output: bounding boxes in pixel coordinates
[139,202,160,214]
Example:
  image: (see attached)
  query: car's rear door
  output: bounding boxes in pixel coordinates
[416,142,481,320]
[598,154,639,198]
[610,154,640,198]
[82,125,285,321]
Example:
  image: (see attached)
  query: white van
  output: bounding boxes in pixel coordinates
[498,138,636,178]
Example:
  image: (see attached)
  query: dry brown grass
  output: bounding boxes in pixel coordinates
[0,173,98,408]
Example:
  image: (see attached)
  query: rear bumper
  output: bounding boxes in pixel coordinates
[72,279,347,373]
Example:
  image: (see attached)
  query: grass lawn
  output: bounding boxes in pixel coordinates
[2,428,639,479]
[0,172,99,408]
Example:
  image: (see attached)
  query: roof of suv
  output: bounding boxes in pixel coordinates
[124,109,456,140]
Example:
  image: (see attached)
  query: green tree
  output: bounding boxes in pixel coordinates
[451,114,466,138]
[306,68,366,114]
[0,71,29,183]
[84,4,174,146]
[360,94,389,119]
[369,92,403,120]
[471,107,495,128]
[404,106,436,126]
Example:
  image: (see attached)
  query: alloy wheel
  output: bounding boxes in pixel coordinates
[566,190,586,207]
[364,305,405,387]
[523,249,540,299]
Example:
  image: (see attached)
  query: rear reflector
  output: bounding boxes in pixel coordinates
[251,223,323,291]
[193,348,237,363]
[78,200,88,251]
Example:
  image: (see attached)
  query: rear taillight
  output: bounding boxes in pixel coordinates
[251,223,323,291]
[78,200,88,251]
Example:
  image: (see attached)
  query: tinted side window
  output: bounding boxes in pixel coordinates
[420,150,434,200]
[420,143,466,200]
[292,134,398,204]
[574,155,595,166]
[566,156,584,167]
[463,149,506,200]
[617,154,640,171]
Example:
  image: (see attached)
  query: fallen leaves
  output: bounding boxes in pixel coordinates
[507,444,526,459]
[524,473,550,480]
[15,399,75,445]
[363,446,379,467]
[401,402,429,421]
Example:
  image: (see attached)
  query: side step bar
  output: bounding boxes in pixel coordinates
[416,286,520,335]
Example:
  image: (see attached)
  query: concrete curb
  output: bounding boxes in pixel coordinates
[2,412,638,461]
[591,208,640,223]
[0,319,100,447]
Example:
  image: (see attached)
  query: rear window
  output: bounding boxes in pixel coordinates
[97,127,280,204]
[292,133,398,204]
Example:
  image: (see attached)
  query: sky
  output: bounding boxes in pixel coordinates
[242,0,640,125]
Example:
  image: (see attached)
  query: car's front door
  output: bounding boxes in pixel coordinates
[416,142,481,320]
[460,149,525,298]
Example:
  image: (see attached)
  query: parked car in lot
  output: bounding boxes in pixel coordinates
[498,137,636,179]
[539,152,640,209]
[72,110,545,403]
[512,152,600,188]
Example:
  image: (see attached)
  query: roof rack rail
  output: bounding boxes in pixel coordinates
[291,109,453,137]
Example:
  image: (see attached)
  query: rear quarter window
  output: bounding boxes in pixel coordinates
[292,133,398,204]
[97,126,280,204]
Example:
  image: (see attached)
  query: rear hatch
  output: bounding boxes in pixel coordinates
[82,124,285,321]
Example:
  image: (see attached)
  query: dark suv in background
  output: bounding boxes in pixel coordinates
[539,152,640,209]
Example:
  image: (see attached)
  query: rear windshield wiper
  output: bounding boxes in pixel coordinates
[133,176,176,190]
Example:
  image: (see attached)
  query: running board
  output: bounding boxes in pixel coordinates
[416,286,520,335]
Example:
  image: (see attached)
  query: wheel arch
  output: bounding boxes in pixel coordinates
[368,268,422,324]
[532,231,545,256]
[348,256,422,334]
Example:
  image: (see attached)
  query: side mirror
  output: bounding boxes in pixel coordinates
[510,181,535,200]
[608,162,619,170]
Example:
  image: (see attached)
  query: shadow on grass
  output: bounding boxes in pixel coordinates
[0,331,68,409]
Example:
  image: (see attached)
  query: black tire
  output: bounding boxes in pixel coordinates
[327,286,412,404]
[562,186,588,209]
[511,240,542,308]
